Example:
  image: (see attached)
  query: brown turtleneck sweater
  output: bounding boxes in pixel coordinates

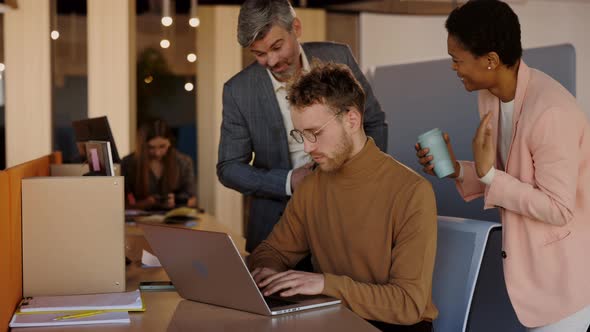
[248,138,438,325]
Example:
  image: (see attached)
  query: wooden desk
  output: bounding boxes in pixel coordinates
[125,212,247,261]
[12,216,378,332]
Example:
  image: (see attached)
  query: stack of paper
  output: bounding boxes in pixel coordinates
[141,249,162,267]
[18,289,144,313]
[10,289,144,328]
[10,311,130,328]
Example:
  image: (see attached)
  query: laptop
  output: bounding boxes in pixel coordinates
[140,223,341,315]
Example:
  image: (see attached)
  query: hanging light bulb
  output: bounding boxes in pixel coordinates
[50,0,59,40]
[186,53,197,63]
[189,17,200,28]
[189,0,200,27]
[161,0,173,27]
[160,39,171,49]
[161,16,173,27]
[184,82,194,92]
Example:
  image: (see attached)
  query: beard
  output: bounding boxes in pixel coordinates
[270,61,299,82]
[316,130,353,173]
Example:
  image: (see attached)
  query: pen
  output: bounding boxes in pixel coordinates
[53,310,106,321]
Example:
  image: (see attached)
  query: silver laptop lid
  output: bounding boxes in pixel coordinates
[141,223,272,315]
[140,224,341,316]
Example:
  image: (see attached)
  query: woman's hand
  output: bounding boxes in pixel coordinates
[415,133,461,178]
[130,195,157,210]
[187,196,198,208]
[165,193,175,209]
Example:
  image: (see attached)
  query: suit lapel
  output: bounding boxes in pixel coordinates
[253,63,291,166]
[504,60,531,171]
[490,97,501,170]
[302,43,314,63]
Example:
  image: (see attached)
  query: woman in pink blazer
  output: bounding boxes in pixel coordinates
[416,1,590,331]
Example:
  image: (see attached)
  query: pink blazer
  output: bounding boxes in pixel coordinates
[455,61,590,327]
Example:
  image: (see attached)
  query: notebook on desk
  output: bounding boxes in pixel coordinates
[140,223,341,316]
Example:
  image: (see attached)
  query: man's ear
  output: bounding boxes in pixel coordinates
[344,108,363,133]
[292,17,302,39]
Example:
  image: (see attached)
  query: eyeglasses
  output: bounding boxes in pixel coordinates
[290,111,343,144]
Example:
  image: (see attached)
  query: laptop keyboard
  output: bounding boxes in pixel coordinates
[264,296,296,308]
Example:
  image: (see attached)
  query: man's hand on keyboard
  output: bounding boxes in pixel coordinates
[251,267,279,285]
[256,270,325,297]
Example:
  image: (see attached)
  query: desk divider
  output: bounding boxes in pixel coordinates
[50,163,121,177]
[21,176,126,297]
[0,172,12,332]
[0,152,61,332]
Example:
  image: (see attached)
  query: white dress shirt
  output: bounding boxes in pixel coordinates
[267,45,312,195]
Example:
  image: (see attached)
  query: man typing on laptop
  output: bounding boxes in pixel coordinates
[248,62,438,332]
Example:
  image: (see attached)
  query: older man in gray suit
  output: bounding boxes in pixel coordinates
[217,0,388,253]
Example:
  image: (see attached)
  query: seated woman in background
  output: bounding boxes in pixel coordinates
[121,119,197,210]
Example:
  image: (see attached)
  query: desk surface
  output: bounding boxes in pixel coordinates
[125,212,247,259]
[12,216,378,332]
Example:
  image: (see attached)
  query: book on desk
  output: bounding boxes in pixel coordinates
[10,311,130,328]
[10,290,144,328]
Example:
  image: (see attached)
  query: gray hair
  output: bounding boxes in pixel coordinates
[237,0,296,48]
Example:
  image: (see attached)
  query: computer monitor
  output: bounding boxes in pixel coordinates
[72,116,121,163]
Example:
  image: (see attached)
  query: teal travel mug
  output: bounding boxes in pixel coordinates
[417,128,455,178]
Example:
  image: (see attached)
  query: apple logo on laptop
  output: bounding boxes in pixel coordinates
[192,261,208,278]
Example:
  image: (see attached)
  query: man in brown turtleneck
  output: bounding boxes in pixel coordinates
[248,62,438,332]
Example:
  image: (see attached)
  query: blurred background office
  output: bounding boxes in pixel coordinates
[0,0,589,237]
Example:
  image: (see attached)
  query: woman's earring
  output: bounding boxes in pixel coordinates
[487,66,492,70]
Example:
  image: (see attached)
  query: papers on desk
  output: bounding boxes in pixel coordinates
[9,311,130,328]
[132,207,199,226]
[125,209,150,217]
[141,249,162,267]
[18,289,144,313]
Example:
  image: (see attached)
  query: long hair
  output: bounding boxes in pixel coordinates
[134,120,179,198]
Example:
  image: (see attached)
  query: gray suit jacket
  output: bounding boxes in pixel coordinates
[217,42,388,252]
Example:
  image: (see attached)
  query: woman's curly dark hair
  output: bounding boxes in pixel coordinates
[445,0,522,67]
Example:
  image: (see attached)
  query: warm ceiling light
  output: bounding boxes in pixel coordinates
[186,53,197,62]
[161,16,173,27]
[189,17,200,28]
[189,0,200,28]
[50,30,60,40]
[0,63,5,72]
[184,82,194,91]
[160,39,170,49]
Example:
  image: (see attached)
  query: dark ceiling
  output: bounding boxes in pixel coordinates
[56,0,371,15]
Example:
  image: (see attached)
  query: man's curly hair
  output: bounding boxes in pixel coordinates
[287,61,365,116]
